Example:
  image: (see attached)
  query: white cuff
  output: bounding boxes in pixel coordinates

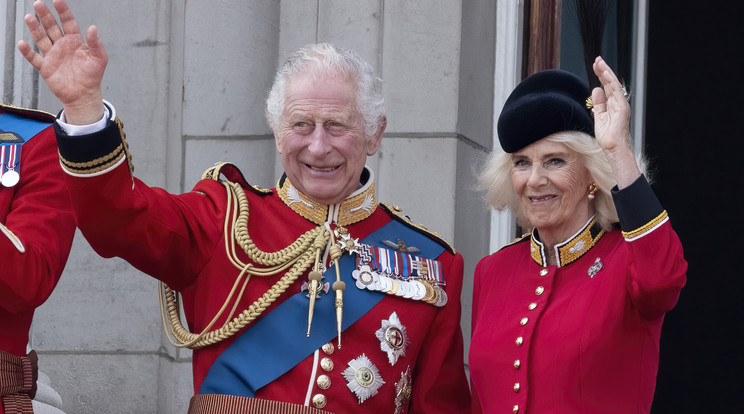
[57,100,115,136]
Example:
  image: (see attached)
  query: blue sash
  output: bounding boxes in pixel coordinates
[199,219,445,396]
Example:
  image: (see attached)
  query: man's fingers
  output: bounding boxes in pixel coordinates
[17,40,44,71]
[24,13,54,54]
[32,1,65,44]
[54,0,81,36]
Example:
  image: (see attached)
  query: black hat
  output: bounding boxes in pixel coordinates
[497,69,594,153]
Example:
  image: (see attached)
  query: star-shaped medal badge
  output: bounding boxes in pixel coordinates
[342,354,385,404]
[394,366,413,414]
[375,312,411,366]
[335,227,361,255]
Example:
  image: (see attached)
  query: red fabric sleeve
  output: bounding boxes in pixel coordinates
[626,220,687,319]
[65,161,226,290]
[0,127,75,314]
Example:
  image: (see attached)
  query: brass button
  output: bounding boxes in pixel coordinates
[535,286,545,295]
[539,269,549,276]
[312,394,327,409]
[515,336,523,346]
[520,317,528,326]
[513,359,521,369]
[317,374,331,390]
[321,342,335,355]
[320,357,334,372]
[513,404,519,413]
[528,302,537,310]
[514,382,520,392]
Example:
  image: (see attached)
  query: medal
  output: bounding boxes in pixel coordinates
[342,354,385,403]
[375,312,410,366]
[1,169,19,187]
[394,367,413,414]
[0,144,21,187]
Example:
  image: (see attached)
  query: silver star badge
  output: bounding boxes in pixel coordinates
[342,354,385,403]
[375,312,411,366]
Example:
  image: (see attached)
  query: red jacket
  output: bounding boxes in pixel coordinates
[1,105,76,414]
[55,111,471,413]
[469,176,687,414]
[0,105,75,356]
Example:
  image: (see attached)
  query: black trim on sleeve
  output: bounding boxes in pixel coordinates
[611,174,665,233]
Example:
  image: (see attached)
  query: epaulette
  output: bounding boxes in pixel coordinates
[201,162,272,196]
[0,104,55,123]
[497,233,531,252]
[379,203,456,254]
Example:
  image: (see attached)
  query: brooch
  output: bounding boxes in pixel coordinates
[587,257,604,278]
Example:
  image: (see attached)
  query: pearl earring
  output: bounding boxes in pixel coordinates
[587,182,598,200]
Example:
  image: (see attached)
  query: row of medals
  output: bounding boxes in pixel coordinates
[352,264,448,307]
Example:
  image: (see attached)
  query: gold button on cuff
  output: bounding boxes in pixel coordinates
[320,357,334,372]
[539,269,549,276]
[528,302,537,310]
[514,382,520,392]
[515,336,523,346]
[514,359,521,369]
[520,317,528,326]
[321,342,335,355]
[312,394,327,409]
[513,404,519,413]
[535,286,545,295]
[317,374,331,390]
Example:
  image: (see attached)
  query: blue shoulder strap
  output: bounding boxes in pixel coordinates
[0,112,51,145]
[199,219,445,396]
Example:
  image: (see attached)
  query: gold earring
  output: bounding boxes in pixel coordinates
[587,182,599,200]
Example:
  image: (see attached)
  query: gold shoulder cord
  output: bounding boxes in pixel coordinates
[159,181,330,349]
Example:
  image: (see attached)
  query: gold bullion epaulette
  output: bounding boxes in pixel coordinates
[379,203,455,254]
[497,233,531,252]
[0,104,55,123]
[201,162,272,196]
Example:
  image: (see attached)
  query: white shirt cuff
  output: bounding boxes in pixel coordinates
[57,101,112,136]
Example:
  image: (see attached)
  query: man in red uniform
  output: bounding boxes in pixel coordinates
[0,102,76,413]
[19,1,471,412]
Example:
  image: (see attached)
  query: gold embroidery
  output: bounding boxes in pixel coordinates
[530,217,605,267]
[622,210,668,240]
[276,175,377,226]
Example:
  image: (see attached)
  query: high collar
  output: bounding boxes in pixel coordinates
[276,166,378,226]
[530,216,606,268]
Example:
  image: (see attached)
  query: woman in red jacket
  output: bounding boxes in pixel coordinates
[469,57,687,413]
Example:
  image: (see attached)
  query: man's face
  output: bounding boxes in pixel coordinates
[276,72,382,205]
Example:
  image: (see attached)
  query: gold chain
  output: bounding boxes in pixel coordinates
[160,181,330,349]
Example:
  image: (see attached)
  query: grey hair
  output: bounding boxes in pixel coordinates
[477,130,647,231]
[265,43,385,138]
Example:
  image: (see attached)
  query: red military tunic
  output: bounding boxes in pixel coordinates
[54,105,471,413]
[469,176,687,414]
[0,105,76,413]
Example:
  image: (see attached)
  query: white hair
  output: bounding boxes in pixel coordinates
[265,43,385,138]
[478,130,648,231]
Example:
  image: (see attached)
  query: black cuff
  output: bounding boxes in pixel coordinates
[611,175,665,234]
[55,112,127,175]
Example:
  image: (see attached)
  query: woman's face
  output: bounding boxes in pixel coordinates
[511,139,594,243]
